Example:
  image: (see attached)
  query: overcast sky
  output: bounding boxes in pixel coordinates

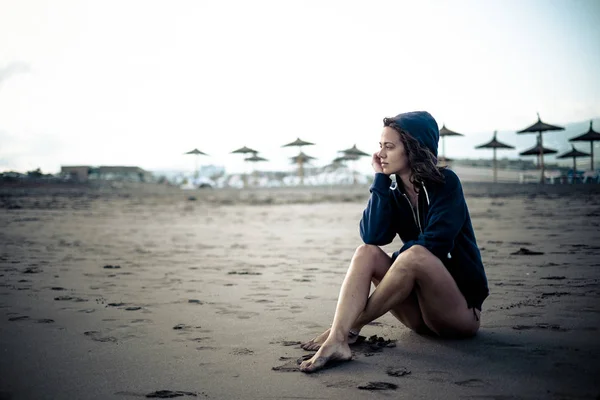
[1,0,599,174]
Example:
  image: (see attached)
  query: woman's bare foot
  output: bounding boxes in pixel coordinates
[299,340,352,373]
[301,328,361,351]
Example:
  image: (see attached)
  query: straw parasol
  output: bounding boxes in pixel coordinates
[340,144,369,158]
[290,151,316,164]
[244,154,268,187]
[282,138,315,184]
[184,148,209,179]
[333,153,359,164]
[557,145,590,178]
[339,144,369,184]
[438,124,464,161]
[517,113,564,183]
[569,120,600,171]
[245,154,268,162]
[475,131,515,183]
[231,146,259,187]
[519,137,557,169]
[231,146,258,155]
[282,138,315,148]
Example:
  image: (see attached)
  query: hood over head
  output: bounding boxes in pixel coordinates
[389,111,439,158]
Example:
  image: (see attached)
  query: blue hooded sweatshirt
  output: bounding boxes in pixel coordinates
[359,111,489,310]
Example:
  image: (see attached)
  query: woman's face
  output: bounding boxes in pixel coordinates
[378,126,409,175]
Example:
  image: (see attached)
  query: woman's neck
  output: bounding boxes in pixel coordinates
[398,173,418,197]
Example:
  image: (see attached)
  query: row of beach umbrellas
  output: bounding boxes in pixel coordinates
[185,139,370,186]
[441,114,599,183]
[185,114,600,185]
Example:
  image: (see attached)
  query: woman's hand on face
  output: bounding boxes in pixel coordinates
[371,152,384,174]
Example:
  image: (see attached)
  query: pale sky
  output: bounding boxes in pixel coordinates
[1,0,599,174]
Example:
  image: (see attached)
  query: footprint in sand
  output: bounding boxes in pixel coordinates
[540,292,570,299]
[357,382,398,391]
[454,378,486,387]
[84,331,118,343]
[386,367,411,377]
[54,295,88,302]
[236,311,259,319]
[540,276,566,280]
[188,337,211,343]
[280,341,301,347]
[144,390,200,398]
[512,323,568,332]
[272,354,313,372]
[22,267,42,274]
[325,380,356,388]
[231,348,254,355]
[8,315,30,322]
[106,302,126,307]
[511,248,544,255]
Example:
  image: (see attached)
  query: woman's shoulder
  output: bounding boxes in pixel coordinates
[441,168,460,183]
[430,168,463,192]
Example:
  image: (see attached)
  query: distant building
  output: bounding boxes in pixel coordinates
[60,166,90,181]
[60,165,153,182]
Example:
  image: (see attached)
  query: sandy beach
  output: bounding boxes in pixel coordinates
[1,181,599,399]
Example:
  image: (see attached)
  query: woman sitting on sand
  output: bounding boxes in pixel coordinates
[300,111,489,373]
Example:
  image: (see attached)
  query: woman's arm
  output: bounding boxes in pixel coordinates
[359,173,397,246]
[397,170,466,260]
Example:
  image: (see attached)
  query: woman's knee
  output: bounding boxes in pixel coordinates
[395,245,439,273]
[353,244,385,261]
[353,244,391,278]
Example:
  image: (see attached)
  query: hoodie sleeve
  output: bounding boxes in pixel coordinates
[398,171,466,260]
[359,173,397,246]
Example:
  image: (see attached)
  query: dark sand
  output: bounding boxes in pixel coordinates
[1,182,599,399]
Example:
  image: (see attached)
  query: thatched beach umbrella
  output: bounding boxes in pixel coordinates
[282,138,315,184]
[184,148,209,178]
[333,153,359,164]
[245,154,268,163]
[569,120,600,171]
[231,146,259,187]
[519,138,558,176]
[282,138,315,148]
[339,144,369,184]
[475,131,515,183]
[290,151,316,164]
[289,152,316,182]
[557,145,590,178]
[244,154,268,187]
[517,113,564,183]
[231,146,258,155]
[439,124,464,161]
[340,144,369,158]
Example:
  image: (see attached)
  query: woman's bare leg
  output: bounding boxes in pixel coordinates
[351,245,480,337]
[300,244,480,373]
[371,277,433,335]
[301,245,427,351]
[298,244,391,371]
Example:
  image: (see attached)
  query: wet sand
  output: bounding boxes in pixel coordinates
[1,182,599,399]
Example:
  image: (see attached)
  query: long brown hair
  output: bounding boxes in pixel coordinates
[383,118,446,188]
